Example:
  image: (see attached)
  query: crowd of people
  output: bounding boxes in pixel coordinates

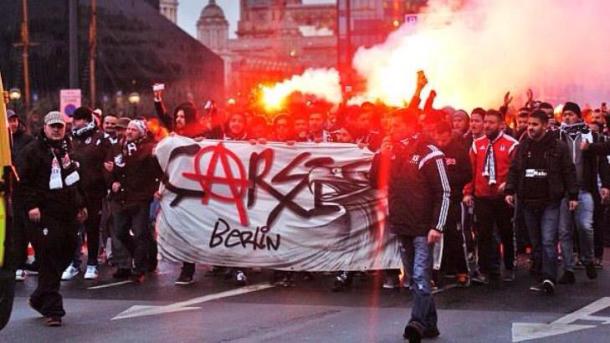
[5,72,609,335]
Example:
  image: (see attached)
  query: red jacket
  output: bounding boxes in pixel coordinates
[463,132,518,199]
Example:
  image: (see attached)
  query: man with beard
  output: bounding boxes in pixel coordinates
[555,102,609,283]
[19,111,87,326]
[107,120,162,283]
[463,110,519,283]
[505,110,578,294]
[61,107,113,281]
[370,108,450,342]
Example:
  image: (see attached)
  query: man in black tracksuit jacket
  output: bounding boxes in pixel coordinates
[431,122,472,284]
[370,108,450,341]
[19,111,87,325]
[505,110,578,294]
[106,120,162,282]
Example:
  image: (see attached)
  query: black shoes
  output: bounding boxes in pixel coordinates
[332,272,352,292]
[130,272,145,284]
[585,263,598,280]
[403,324,423,343]
[558,271,575,284]
[175,270,195,286]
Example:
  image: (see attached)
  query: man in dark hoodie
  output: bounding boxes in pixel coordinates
[432,121,472,286]
[8,109,37,281]
[61,107,113,281]
[555,102,609,283]
[505,110,578,295]
[19,111,87,326]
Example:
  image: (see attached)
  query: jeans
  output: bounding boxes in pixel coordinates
[559,191,594,271]
[112,202,152,274]
[398,234,437,331]
[522,201,560,282]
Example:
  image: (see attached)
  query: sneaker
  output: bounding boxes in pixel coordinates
[112,268,132,280]
[61,265,79,281]
[44,316,62,327]
[558,270,575,284]
[471,273,489,285]
[15,269,26,282]
[280,273,296,287]
[403,324,423,343]
[456,273,470,287]
[332,272,351,292]
[175,271,195,286]
[84,265,99,280]
[585,263,598,280]
[503,270,515,282]
[594,258,603,269]
[382,274,399,289]
[575,259,585,270]
[530,279,555,294]
[235,270,247,286]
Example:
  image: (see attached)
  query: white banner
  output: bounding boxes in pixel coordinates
[154,136,402,271]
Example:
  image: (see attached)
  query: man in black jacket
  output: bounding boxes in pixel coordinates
[7,109,36,281]
[555,102,609,283]
[61,107,113,281]
[432,121,472,286]
[107,119,162,283]
[505,110,578,295]
[18,111,87,326]
[370,108,450,342]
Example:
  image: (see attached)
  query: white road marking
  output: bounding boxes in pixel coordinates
[512,297,610,342]
[112,282,275,320]
[88,280,133,290]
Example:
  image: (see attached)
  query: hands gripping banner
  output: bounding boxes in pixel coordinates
[154,136,402,271]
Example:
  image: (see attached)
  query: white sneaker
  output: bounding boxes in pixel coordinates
[15,269,26,281]
[61,265,80,281]
[84,265,99,280]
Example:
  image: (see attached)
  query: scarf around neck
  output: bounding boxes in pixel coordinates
[72,120,97,139]
[482,132,502,185]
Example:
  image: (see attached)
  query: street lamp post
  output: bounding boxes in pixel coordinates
[8,88,22,111]
[128,92,140,118]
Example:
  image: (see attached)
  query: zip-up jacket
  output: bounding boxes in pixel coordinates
[370,134,451,236]
[554,127,610,193]
[72,127,113,199]
[505,133,578,203]
[439,138,472,203]
[463,132,518,199]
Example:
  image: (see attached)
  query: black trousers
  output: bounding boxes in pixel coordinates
[28,215,78,317]
[474,197,515,275]
[441,202,468,275]
[112,202,151,274]
[9,197,38,270]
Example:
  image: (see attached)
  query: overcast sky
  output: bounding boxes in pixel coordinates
[177,0,336,38]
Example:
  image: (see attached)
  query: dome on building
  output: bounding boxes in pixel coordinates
[198,0,228,26]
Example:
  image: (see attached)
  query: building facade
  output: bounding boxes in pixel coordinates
[197,0,337,97]
[159,0,179,24]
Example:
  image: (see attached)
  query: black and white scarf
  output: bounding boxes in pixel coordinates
[71,120,97,139]
[482,132,501,185]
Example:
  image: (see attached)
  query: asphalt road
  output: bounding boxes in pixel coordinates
[1,250,609,343]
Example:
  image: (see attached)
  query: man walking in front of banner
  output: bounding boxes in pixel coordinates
[370,107,451,342]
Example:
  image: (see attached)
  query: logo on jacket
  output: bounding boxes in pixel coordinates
[499,145,506,152]
[445,158,456,166]
[114,154,126,168]
[85,137,92,144]
[410,155,420,164]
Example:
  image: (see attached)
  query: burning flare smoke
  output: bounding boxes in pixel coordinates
[262,0,610,111]
[261,68,343,112]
